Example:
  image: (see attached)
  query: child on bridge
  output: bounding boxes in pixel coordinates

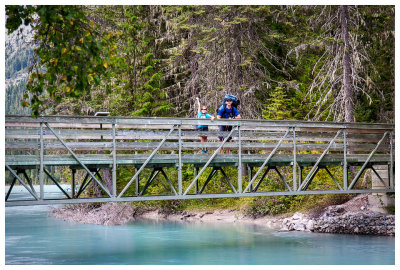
[196,97,215,154]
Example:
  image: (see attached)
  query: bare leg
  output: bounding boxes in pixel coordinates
[219,139,224,153]
[201,136,207,153]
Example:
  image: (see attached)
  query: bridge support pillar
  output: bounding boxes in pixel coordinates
[369,165,394,213]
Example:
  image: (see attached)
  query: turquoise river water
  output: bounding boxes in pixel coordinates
[5,189,395,265]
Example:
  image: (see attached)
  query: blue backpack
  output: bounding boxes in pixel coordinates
[221,94,240,108]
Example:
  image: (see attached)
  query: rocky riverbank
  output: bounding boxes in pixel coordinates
[50,194,395,236]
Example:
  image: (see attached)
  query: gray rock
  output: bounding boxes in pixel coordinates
[293,223,306,231]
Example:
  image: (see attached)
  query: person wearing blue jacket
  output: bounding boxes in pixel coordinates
[217,98,241,153]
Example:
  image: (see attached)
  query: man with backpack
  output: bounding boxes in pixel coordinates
[217,95,241,153]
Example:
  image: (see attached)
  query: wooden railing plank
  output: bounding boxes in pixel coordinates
[5,154,392,167]
[5,141,392,153]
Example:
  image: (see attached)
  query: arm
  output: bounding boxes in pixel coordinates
[234,108,241,119]
[206,113,215,121]
[196,97,201,113]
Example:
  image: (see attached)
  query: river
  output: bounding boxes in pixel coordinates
[5,187,395,265]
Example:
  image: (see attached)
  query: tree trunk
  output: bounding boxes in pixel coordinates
[341,5,354,123]
[341,5,357,178]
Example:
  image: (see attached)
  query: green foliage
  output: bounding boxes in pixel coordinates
[246,196,294,217]
[6,79,31,115]
[263,86,293,120]
[6,5,115,116]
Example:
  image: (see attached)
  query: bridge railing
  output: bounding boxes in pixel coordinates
[5,115,395,205]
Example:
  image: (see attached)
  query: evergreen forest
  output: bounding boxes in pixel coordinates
[5,5,395,215]
[5,5,395,123]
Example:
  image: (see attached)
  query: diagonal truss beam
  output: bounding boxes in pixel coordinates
[199,168,218,194]
[159,169,178,196]
[370,166,390,190]
[197,167,237,194]
[219,167,237,193]
[139,169,160,196]
[44,168,72,199]
[183,127,236,195]
[244,129,290,193]
[118,125,176,198]
[323,166,343,191]
[274,167,292,192]
[76,172,92,198]
[138,168,177,196]
[22,170,39,198]
[5,176,17,201]
[299,130,342,191]
[5,165,39,200]
[348,131,389,190]
[253,167,271,192]
[45,122,112,197]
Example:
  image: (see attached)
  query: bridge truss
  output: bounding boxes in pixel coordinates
[5,115,395,206]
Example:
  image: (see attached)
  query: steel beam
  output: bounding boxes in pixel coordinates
[77,171,97,197]
[219,167,237,193]
[274,167,292,192]
[178,123,182,195]
[159,168,178,196]
[44,168,72,199]
[244,129,290,192]
[71,169,76,198]
[39,120,44,199]
[389,131,394,189]
[199,168,218,194]
[248,165,253,192]
[292,127,297,191]
[323,166,343,190]
[343,129,348,190]
[45,122,112,197]
[194,167,199,194]
[370,166,390,190]
[253,167,271,192]
[348,131,389,190]
[118,125,176,198]
[5,177,17,201]
[183,127,236,195]
[139,169,159,196]
[22,170,39,198]
[5,165,39,200]
[299,130,342,191]
[6,189,395,207]
[112,122,117,197]
[238,125,242,193]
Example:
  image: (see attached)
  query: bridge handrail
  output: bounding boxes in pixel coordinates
[5,115,395,131]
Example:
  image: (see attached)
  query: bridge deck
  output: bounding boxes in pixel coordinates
[6,154,391,168]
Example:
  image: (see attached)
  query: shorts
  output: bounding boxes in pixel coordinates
[218,125,232,141]
[196,126,209,132]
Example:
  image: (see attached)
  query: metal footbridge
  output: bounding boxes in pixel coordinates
[5,115,395,206]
